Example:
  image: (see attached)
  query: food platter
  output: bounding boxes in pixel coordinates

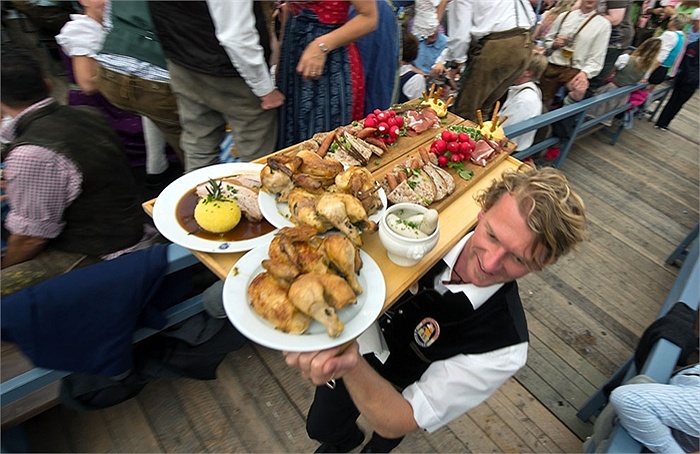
[153,163,277,253]
[258,188,388,230]
[222,242,386,352]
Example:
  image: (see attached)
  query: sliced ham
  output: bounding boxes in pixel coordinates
[471,140,497,167]
[406,108,441,134]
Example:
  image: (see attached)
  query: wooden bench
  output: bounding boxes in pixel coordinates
[0,244,205,430]
[504,82,647,168]
[578,237,699,453]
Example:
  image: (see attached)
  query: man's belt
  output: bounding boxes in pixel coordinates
[482,27,530,41]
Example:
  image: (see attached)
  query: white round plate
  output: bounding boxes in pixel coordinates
[258,188,388,229]
[223,242,386,352]
[152,163,277,253]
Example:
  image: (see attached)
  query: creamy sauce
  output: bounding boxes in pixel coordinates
[177,190,275,241]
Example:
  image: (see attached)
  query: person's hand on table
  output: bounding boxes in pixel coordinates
[260,89,285,110]
[430,62,447,78]
[283,341,360,386]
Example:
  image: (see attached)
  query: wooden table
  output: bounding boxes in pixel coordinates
[143,133,523,311]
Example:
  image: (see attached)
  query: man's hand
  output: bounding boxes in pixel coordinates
[552,35,568,50]
[260,89,285,110]
[283,342,360,386]
[565,71,589,101]
[430,62,447,78]
[2,234,48,269]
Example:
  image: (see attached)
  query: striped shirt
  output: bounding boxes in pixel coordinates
[610,364,700,453]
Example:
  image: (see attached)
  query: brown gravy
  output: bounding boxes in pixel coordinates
[177,190,275,242]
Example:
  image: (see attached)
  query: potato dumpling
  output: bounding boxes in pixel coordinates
[194,197,242,233]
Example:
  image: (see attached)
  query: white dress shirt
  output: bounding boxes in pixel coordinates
[544,9,612,78]
[500,81,543,150]
[436,0,536,65]
[207,0,276,97]
[360,233,529,433]
[400,64,427,101]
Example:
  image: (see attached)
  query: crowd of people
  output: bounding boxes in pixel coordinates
[1,0,698,452]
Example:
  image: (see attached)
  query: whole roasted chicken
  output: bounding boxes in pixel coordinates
[250,226,363,337]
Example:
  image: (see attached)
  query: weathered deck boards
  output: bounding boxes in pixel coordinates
[5,16,699,453]
[18,98,697,452]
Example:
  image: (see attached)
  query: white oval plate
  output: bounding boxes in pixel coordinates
[223,241,386,352]
[258,188,387,229]
[152,163,277,253]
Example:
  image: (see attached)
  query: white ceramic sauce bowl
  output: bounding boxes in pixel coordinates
[378,203,440,267]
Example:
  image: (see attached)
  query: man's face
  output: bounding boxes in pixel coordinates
[580,0,600,13]
[462,193,547,287]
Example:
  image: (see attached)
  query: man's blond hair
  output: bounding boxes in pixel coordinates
[475,164,588,267]
[527,52,549,81]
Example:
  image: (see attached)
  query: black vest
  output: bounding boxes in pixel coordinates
[6,102,144,256]
[375,261,529,389]
[148,0,271,77]
[398,70,419,104]
[101,0,168,69]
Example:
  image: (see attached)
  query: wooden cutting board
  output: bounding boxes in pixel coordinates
[370,118,517,214]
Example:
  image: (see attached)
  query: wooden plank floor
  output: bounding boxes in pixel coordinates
[5,16,699,453]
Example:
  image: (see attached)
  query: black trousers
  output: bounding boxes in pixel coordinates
[306,355,405,452]
[656,83,697,128]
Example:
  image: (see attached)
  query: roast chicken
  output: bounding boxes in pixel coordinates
[260,145,383,245]
[287,273,357,338]
[247,272,311,334]
[316,193,377,246]
[250,226,363,337]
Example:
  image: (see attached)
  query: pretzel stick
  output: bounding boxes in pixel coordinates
[491,101,501,131]
[422,91,429,100]
[498,115,509,127]
[428,83,436,99]
[445,95,454,107]
[476,109,484,128]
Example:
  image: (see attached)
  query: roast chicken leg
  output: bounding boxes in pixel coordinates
[247,272,311,334]
[322,234,363,295]
[287,273,357,338]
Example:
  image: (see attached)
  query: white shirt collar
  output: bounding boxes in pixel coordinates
[438,232,503,310]
[0,98,55,143]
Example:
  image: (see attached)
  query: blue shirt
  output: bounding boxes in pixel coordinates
[413,32,447,73]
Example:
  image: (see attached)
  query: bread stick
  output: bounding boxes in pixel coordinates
[498,115,508,127]
[445,95,454,107]
[428,83,436,99]
[476,109,483,128]
[491,101,500,127]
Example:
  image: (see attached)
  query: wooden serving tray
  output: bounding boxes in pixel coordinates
[264,109,463,175]
[369,116,517,214]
